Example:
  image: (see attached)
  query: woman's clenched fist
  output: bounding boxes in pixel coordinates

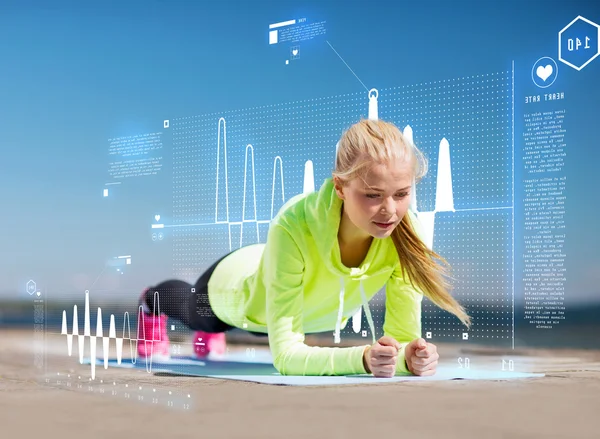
[362,336,402,378]
[404,338,439,376]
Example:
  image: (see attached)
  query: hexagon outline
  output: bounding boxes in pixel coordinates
[26,279,37,295]
[558,15,600,71]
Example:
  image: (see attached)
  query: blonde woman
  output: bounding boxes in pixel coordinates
[138,118,471,377]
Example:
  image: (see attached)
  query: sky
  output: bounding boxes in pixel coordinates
[1,0,598,317]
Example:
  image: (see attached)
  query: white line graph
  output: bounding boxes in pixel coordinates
[61,290,166,379]
[170,117,296,251]
[174,88,513,254]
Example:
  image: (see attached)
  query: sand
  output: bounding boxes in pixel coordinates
[1,328,599,439]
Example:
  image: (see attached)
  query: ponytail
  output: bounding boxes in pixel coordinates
[390,214,472,328]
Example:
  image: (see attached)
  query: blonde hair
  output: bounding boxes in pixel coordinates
[332,118,471,328]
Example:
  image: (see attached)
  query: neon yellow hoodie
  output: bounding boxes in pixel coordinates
[207,177,424,376]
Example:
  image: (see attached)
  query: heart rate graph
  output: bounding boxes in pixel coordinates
[170,88,500,253]
[168,89,386,251]
[215,119,290,249]
[167,116,318,251]
[61,290,165,379]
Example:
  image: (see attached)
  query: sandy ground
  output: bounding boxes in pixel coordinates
[1,329,600,439]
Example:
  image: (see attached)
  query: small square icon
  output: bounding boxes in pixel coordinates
[361,330,367,337]
[269,30,278,45]
[103,189,108,197]
[285,60,289,65]
[462,333,469,340]
[242,323,248,328]
[191,288,195,293]
[163,120,169,128]
[171,325,175,331]
[126,258,131,265]
[426,331,432,339]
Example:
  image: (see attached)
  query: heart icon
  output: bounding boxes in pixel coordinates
[536,65,553,81]
[292,49,298,56]
[36,291,41,297]
[155,215,160,222]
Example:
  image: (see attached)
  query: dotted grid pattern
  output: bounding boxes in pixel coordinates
[171,91,366,281]
[170,71,513,343]
[378,71,512,211]
[429,211,512,340]
[365,71,513,342]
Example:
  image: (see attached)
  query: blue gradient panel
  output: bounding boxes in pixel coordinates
[2,0,599,352]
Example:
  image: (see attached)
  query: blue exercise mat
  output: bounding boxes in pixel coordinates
[82,353,545,386]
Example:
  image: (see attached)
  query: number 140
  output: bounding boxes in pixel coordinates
[568,37,591,51]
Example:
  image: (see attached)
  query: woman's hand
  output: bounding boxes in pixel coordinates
[404,338,439,376]
[363,336,402,378]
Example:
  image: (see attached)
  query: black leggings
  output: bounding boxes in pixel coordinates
[143,251,267,337]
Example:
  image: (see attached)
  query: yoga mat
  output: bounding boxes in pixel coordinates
[83,352,545,386]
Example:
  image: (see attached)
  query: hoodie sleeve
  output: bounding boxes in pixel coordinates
[383,269,423,375]
[263,223,370,376]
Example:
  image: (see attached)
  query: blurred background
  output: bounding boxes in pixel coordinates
[1,0,599,352]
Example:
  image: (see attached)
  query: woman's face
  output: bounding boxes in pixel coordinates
[334,159,414,241]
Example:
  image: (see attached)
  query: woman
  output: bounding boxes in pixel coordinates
[137,118,471,377]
